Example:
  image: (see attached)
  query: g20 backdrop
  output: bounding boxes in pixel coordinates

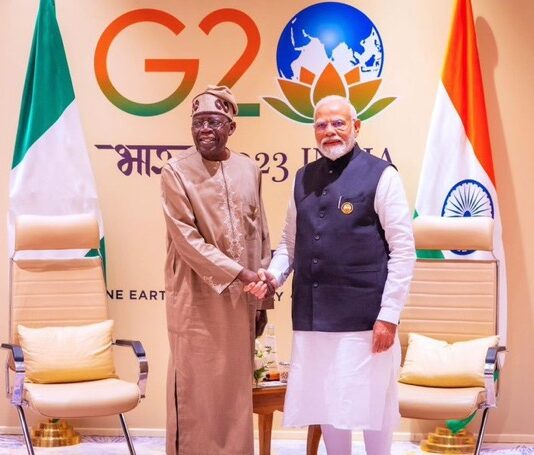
[2,0,532,441]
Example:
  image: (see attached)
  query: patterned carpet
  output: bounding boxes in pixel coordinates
[0,436,533,454]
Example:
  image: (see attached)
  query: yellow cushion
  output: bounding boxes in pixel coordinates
[399,333,499,387]
[18,320,117,384]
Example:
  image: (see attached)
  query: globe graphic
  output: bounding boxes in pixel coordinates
[277,2,384,82]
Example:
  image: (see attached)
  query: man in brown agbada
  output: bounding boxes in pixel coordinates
[161,85,273,455]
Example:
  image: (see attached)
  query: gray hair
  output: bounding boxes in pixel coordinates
[314,95,357,121]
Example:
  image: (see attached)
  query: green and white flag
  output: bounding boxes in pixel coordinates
[9,0,104,259]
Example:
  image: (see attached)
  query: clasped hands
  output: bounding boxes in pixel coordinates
[237,268,277,299]
[237,268,277,338]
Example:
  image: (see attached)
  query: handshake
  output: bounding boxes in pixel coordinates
[237,268,278,299]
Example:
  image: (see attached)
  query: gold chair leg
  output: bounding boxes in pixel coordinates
[15,406,35,455]
[119,413,136,455]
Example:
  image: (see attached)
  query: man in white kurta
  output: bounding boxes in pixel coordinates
[247,95,415,454]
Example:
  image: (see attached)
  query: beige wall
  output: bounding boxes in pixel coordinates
[1,0,533,442]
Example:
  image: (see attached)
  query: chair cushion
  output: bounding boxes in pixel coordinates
[25,378,140,418]
[399,333,498,387]
[18,320,117,383]
[399,382,485,420]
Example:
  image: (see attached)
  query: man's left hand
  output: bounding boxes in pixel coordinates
[372,320,397,353]
[255,310,268,338]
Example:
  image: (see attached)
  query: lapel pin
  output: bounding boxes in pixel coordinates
[341,202,354,215]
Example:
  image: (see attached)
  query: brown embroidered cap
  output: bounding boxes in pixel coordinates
[191,85,238,120]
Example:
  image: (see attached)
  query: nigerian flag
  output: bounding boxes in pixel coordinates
[8,0,104,259]
[414,0,507,342]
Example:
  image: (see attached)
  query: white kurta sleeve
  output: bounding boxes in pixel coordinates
[374,166,416,325]
[268,180,296,287]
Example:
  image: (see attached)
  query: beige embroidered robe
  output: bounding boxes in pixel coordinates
[161,147,273,455]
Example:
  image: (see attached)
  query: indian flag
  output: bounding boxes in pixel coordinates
[414,0,507,342]
[8,0,104,260]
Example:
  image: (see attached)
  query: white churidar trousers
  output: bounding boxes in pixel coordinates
[283,330,401,454]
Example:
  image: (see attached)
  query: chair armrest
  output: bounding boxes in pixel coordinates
[113,339,148,399]
[483,345,506,408]
[485,346,506,370]
[1,344,26,406]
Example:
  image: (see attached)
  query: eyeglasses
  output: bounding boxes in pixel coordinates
[314,119,348,132]
[192,119,228,130]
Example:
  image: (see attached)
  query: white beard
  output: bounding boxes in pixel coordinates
[318,138,355,161]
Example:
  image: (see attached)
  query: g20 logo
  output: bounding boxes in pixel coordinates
[95,3,395,121]
[94,9,260,117]
[264,2,395,123]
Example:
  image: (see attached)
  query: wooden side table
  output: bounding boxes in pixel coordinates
[252,384,322,455]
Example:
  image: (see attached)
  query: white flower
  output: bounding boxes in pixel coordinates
[253,340,273,384]
[254,357,266,371]
[255,339,263,351]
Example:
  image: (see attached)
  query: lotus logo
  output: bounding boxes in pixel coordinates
[264,2,395,123]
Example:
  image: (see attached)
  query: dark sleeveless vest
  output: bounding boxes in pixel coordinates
[292,146,391,332]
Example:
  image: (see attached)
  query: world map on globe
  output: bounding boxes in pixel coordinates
[276,2,384,82]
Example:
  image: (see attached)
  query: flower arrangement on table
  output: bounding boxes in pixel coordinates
[254,339,274,385]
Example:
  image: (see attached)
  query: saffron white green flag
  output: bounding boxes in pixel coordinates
[9,0,104,260]
[414,0,507,342]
